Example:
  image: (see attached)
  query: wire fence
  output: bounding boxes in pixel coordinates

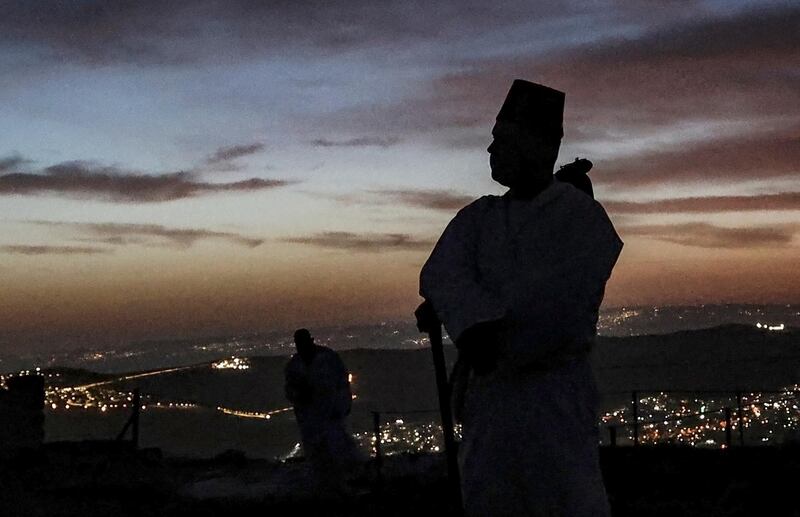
[600,388,800,448]
[6,366,798,459]
[355,386,800,461]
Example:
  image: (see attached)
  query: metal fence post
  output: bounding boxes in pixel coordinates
[632,391,639,447]
[372,410,383,484]
[736,391,744,446]
[372,411,382,458]
[132,389,140,449]
[115,387,141,446]
[724,407,732,448]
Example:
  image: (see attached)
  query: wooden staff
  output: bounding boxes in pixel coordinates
[418,300,463,514]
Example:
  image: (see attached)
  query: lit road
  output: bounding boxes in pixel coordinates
[71,363,207,389]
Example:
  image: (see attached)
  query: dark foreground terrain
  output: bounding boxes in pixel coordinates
[2,444,799,517]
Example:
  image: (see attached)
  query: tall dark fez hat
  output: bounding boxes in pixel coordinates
[496,79,565,139]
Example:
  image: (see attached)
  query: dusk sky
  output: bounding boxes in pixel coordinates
[1,1,798,352]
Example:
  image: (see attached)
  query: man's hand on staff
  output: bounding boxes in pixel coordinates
[415,299,439,333]
[416,300,505,375]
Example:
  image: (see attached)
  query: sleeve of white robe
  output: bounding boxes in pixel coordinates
[579,197,624,282]
[420,199,507,343]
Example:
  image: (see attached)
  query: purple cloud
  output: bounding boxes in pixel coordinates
[27,221,264,249]
[283,231,434,252]
[619,222,796,249]
[0,244,110,255]
[0,161,291,203]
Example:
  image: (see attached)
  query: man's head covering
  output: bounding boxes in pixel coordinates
[496,80,565,139]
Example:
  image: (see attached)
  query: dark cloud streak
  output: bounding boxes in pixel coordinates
[205,143,265,165]
[605,192,800,214]
[27,221,265,249]
[0,1,602,66]
[428,5,800,132]
[0,244,110,256]
[0,161,291,203]
[311,137,401,148]
[367,189,473,211]
[619,223,796,249]
[0,154,29,173]
[315,4,800,190]
[596,127,800,186]
[283,231,433,252]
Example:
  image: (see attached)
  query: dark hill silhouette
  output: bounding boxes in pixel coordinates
[88,324,799,413]
[594,324,800,394]
[39,324,799,458]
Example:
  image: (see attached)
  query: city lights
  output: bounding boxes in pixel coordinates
[755,322,786,332]
[211,356,250,370]
[353,419,463,456]
[600,384,800,448]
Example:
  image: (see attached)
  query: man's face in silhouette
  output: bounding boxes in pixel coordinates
[488,120,560,191]
[293,329,316,362]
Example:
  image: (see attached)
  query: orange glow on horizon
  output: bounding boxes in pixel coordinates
[1,231,798,352]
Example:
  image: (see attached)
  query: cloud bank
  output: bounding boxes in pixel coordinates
[620,222,796,249]
[283,231,433,252]
[0,244,110,256]
[316,5,800,191]
[367,189,474,211]
[26,221,264,249]
[0,0,616,66]
[311,137,401,148]
[205,143,265,165]
[0,159,290,203]
[605,192,800,214]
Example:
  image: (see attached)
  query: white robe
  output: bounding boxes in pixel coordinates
[284,346,360,484]
[420,180,622,516]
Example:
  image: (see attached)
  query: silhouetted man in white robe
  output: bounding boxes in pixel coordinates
[419,80,622,516]
[285,328,360,491]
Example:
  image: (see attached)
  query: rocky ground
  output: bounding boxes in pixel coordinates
[1,443,799,516]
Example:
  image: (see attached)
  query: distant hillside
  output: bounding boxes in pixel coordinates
[594,324,800,393]
[52,325,800,411]
[101,348,448,432]
[95,324,800,417]
[45,367,116,387]
[40,324,799,457]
